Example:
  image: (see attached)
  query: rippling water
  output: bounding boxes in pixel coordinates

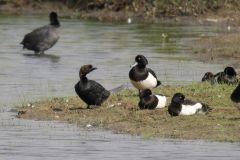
[0,15,227,101]
[0,111,239,160]
[0,15,238,159]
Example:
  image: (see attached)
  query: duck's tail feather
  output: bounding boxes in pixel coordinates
[109,85,126,94]
[157,80,161,87]
[201,103,212,112]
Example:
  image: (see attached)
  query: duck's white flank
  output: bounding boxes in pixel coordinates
[232,101,240,110]
[155,95,166,108]
[130,72,157,90]
[180,103,202,115]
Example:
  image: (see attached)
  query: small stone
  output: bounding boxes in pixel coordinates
[53,116,59,119]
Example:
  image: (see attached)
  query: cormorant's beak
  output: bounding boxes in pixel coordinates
[130,61,137,67]
[90,68,97,72]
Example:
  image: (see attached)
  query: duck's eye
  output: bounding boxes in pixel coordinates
[179,97,182,98]
[138,58,141,60]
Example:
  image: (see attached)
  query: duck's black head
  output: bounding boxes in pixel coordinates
[79,65,97,78]
[224,67,236,76]
[202,72,214,82]
[171,93,185,104]
[139,89,152,99]
[130,55,148,68]
[50,12,60,26]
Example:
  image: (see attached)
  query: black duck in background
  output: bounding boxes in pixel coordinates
[129,55,161,94]
[138,89,166,110]
[20,12,61,54]
[201,72,214,82]
[75,65,125,109]
[211,67,238,85]
[168,93,212,116]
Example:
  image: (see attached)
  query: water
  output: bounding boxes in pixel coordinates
[0,15,228,101]
[0,112,239,160]
[0,15,238,159]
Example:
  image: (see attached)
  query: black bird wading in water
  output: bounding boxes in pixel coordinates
[75,65,125,109]
[20,12,61,54]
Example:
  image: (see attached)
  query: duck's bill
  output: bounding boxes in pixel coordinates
[130,61,137,67]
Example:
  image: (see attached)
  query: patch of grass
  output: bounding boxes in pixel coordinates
[15,82,240,142]
[190,33,240,64]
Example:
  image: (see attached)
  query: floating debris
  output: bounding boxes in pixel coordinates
[86,124,92,127]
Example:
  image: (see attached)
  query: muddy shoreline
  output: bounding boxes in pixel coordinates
[1,1,240,27]
[15,83,240,142]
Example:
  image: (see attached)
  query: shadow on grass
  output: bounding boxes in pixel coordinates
[68,106,100,110]
[229,117,240,121]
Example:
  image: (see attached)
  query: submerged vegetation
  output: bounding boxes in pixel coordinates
[16,82,240,142]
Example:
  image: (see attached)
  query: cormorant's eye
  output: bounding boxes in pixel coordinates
[180,97,182,98]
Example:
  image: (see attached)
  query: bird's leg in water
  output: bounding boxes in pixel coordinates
[87,105,90,109]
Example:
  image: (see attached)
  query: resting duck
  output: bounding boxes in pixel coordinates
[138,89,166,109]
[168,93,212,116]
[211,67,238,85]
[201,72,214,82]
